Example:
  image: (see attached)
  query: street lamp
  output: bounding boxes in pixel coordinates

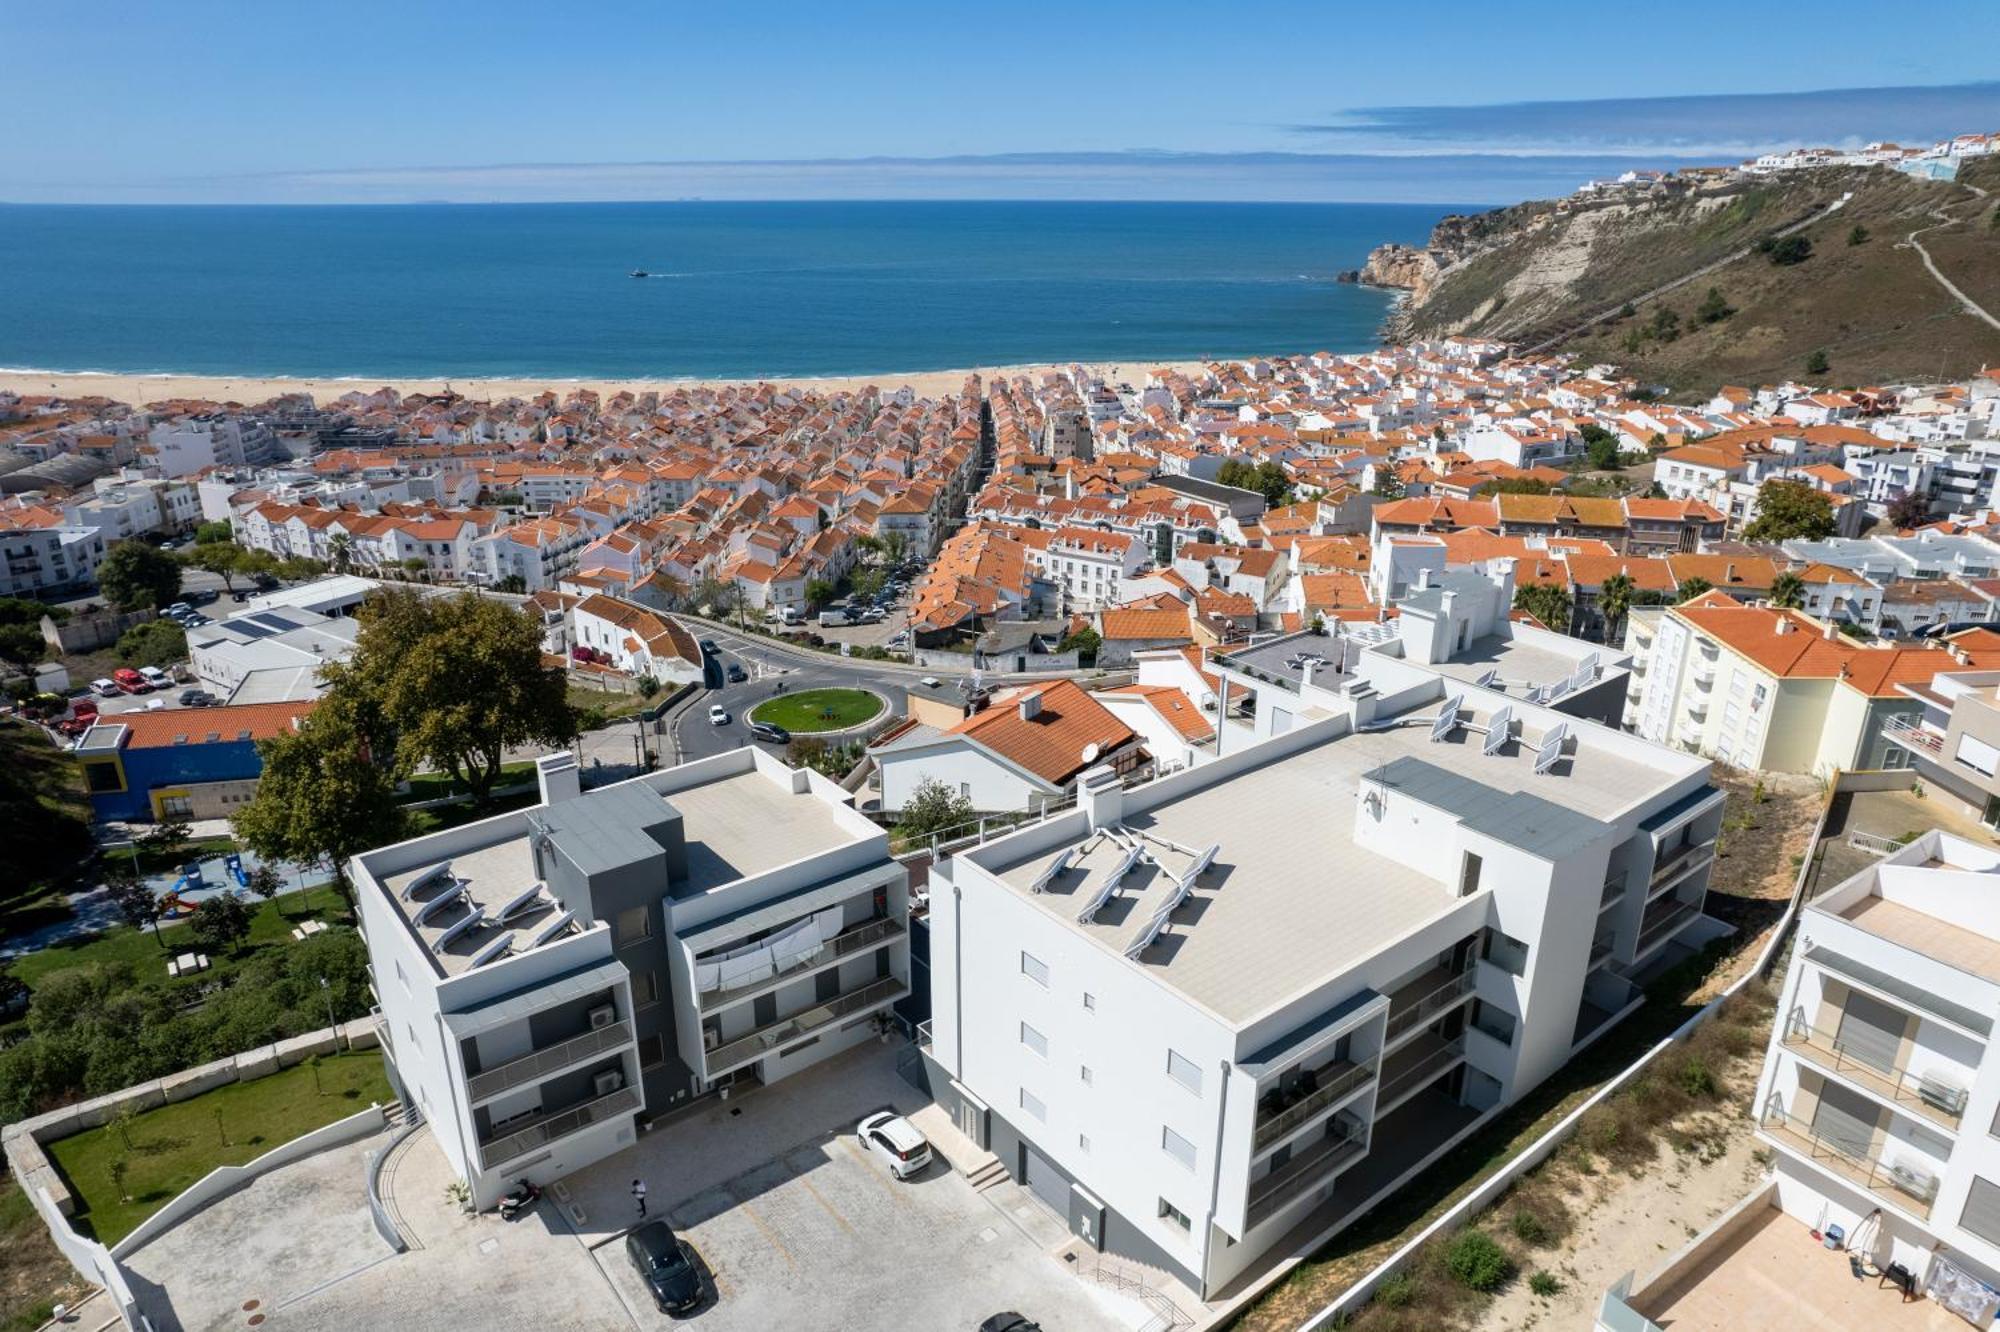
[318,975,336,1033]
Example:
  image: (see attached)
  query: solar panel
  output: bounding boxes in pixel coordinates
[531,910,576,948]
[1430,696,1462,743]
[1178,844,1219,892]
[1483,705,1513,755]
[1474,668,1500,688]
[1535,721,1570,774]
[436,907,488,951]
[1125,911,1171,958]
[1578,651,1599,680]
[413,879,469,924]
[468,934,513,969]
[402,860,455,899]
[496,883,547,922]
[1029,849,1074,895]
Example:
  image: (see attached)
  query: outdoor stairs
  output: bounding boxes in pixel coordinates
[965,1157,1011,1193]
[1069,1244,1196,1331]
[384,1101,424,1131]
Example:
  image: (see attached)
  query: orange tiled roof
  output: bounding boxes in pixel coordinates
[947,680,1136,784]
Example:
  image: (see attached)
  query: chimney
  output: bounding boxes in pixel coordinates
[1018,691,1043,722]
[1775,617,1793,636]
[1079,763,1124,830]
[1823,619,1839,641]
[1725,563,1736,584]
[1416,567,1433,592]
[536,751,581,805]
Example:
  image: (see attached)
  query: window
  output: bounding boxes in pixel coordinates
[615,904,653,945]
[1958,734,2000,778]
[1159,1198,1192,1231]
[1019,1088,1047,1122]
[1481,930,1530,977]
[1166,1049,1202,1094]
[1962,1177,2000,1248]
[1020,951,1050,987]
[1021,1022,1048,1058]
[1162,1125,1197,1170]
[633,970,661,1007]
[1458,852,1483,898]
[1470,999,1517,1046]
[639,1035,667,1068]
[1079,1134,1091,1153]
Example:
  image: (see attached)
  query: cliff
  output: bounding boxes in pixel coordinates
[1364,159,2000,392]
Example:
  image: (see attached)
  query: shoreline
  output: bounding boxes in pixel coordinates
[0,359,1226,406]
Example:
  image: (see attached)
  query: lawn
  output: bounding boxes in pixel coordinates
[9,885,353,992]
[568,685,648,724]
[399,759,539,803]
[403,787,538,836]
[45,1051,392,1245]
[750,687,883,733]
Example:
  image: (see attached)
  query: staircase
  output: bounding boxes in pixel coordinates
[965,1158,1011,1193]
[1074,1248,1196,1331]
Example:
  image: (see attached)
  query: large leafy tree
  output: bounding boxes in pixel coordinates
[1886,490,1932,531]
[232,698,408,893]
[1677,575,1715,603]
[894,777,976,851]
[97,540,182,610]
[1743,480,1836,544]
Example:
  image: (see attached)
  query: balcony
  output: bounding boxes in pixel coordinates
[1377,1031,1467,1111]
[1253,1059,1376,1152]
[1245,1117,1368,1228]
[1589,931,1617,970]
[1879,714,1945,758]
[699,916,905,1014]
[1636,899,1700,957]
[1600,875,1627,911]
[1760,1105,1938,1220]
[704,975,908,1076]
[1648,839,1716,897]
[1781,1012,1967,1130]
[478,1083,641,1170]
[465,1019,634,1105]
[1383,968,1476,1049]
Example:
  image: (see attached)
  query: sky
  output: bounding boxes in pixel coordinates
[4,0,1999,205]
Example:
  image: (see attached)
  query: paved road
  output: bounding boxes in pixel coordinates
[673,628,929,764]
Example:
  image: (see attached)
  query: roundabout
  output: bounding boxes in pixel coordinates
[748,687,886,734]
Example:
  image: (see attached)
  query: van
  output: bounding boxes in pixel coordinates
[818,609,850,628]
[778,606,802,626]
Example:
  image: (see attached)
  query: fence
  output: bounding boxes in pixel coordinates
[1289,773,1840,1331]
[366,1109,427,1254]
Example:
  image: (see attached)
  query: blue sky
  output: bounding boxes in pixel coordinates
[4,0,1998,204]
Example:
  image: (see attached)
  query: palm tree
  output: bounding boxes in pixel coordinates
[328,533,354,576]
[1768,571,1805,610]
[1676,575,1714,604]
[1598,572,1636,644]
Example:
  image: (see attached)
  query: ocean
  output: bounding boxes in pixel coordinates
[0,201,1455,381]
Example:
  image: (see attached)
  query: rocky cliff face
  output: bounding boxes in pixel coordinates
[1358,243,1441,301]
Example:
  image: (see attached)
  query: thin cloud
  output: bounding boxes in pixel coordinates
[1289,81,2000,157]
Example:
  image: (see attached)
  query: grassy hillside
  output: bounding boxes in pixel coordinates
[1398,161,2000,395]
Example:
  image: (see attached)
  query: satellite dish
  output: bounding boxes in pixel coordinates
[1081,742,1101,764]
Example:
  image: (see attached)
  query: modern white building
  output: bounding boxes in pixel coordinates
[353,749,911,1208]
[921,642,1723,1297]
[0,518,106,598]
[1751,830,2000,1311]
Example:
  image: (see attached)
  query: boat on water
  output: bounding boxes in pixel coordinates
[630,269,649,278]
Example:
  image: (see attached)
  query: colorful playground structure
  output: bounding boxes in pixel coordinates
[159,852,249,917]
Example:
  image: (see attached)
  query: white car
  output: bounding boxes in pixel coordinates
[139,666,172,688]
[919,676,943,689]
[707,704,731,726]
[857,1112,932,1180]
[92,678,119,698]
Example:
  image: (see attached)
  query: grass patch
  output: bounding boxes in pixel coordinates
[399,760,539,804]
[9,885,352,992]
[0,1176,88,1332]
[404,788,538,836]
[45,1052,391,1245]
[567,686,646,725]
[750,688,883,733]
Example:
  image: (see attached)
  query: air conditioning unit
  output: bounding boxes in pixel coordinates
[1888,1160,1940,1204]
[1918,1075,1969,1117]
[587,1004,616,1030]
[703,1027,720,1051]
[593,1068,625,1097]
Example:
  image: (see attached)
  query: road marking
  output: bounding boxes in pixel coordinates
[735,1199,797,1270]
[798,1175,855,1234]
[837,1137,909,1207]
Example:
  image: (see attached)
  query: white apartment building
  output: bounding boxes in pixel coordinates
[146,416,279,478]
[473,518,591,592]
[922,640,1722,1297]
[353,750,911,1209]
[63,477,201,543]
[1753,831,2000,1307]
[0,519,107,598]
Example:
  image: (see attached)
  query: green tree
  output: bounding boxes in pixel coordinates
[325,589,577,804]
[1767,571,1806,610]
[232,700,408,895]
[1765,234,1812,265]
[138,817,193,868]
[1677,575,1715,603]
[1694,286,1735,325]
[107,866,167,949]
[1886,490,1932,530]
[894,777,977,850]
[97,540,182,611]
[182,541,247,593]
[1370,469,1405,499]
[1512,583,1573,634]
[188,893,253,955]
[1597,572,1636,642]
[1805,348,1831,376]
[1743,479,1836,543]
[1585,435,1622,471]
[245,862,284,914]
[117,618,187,668]
[1847,223,1870,246]
[804,578,836,610]
[194,520,235,544]
[1483,477,1555,496]
[497,574,527,595]
[1057,624,1102,665]
[1647,306,1682,343]
[0,622,43,665]
[328,533,355,576]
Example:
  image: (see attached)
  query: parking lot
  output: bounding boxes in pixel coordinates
[589,1130,1139,1331]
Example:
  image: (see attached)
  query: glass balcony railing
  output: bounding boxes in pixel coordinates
[478,1083,640,1169]
[1383,970,1476,1047]
[465,1019,633,1104]
[1246,1117,1368,1227]
[704,976,907,1075]
[698,916,905,1014]
[1253,1060,1376,1151]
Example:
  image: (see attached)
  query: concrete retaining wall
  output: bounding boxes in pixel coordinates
[20,1179,143,1330]
[109,1102,387,1258]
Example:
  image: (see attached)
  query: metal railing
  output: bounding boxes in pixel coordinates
[698,916,905,1013]
[1847,828,1907,854]
[465,1019,633,1104]
[1383,970,1476,1046]
[1782,1008,1967,1126]
[1761,1102,1938,1218]
[478,1084,640,1169]
[704,976,907,1074]
[1377,1036,1467,1107]
[1650,838,1715,890]
[1253,1060,1377,1151]
[1600,875,1626,910]
[1880,714,1945,756]
[1246,1120,1368,1226]
[1589,932,1617,969]
[916,1018,933,1051]
[1636,899,1700,955]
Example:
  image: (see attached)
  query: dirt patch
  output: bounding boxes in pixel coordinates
[1692,767,1823,1001]
[0,1178,90,1332]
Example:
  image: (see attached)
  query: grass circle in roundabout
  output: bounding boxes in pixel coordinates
[749,687,885,733]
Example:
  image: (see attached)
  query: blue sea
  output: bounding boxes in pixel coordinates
[0,201,1455,381]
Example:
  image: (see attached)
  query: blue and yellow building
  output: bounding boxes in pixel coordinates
[75,700,315,823]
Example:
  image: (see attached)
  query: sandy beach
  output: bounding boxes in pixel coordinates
[0,359,1216,408]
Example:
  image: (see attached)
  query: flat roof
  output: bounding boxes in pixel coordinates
[1839,894,2000,984]
[663,768,863,898]
[1431,632,1608,695]
[380,836,570,977]
[1213,634,1361,691]
[977,696,1667,1024]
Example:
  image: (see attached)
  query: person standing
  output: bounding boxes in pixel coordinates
[632,1178,648,1218]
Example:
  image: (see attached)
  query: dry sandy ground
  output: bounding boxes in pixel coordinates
[0,359,1211,407]
[1470,1118,1767,1332]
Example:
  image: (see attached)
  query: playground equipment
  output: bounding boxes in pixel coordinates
[225,852,247,888]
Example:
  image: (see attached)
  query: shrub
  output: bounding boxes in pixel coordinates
[1444,1230,1512,1292]
[1529,1271,1564,1297]
[1678,1053,1718,1099]
[1372,1271,1417,1309]
[1510,1209,1552,1246]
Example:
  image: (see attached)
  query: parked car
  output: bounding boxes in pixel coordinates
[707,704,730,726]
[178,688,216,707]
[112,668,150,695]
[857,1111,932,1180]
[624,1220,704,1315]
[725,664,748,683]
[919,676,943,689]
[886,630,911,648]
[978,1316,1043,1332]
[164,602,194,619]
[748,720,790,745]
[818,609,851,628]
[138,666,173,689]
[698,639,718,655]
[56,701,100,737]
[92,677,120,698]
